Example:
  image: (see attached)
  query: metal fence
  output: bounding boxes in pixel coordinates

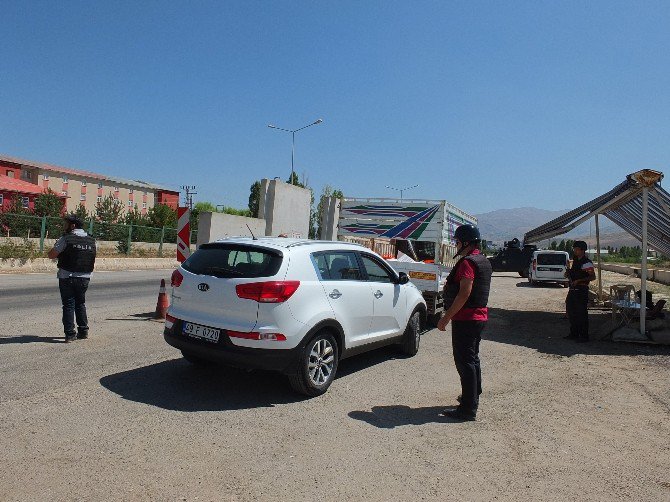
[0,212,196,255]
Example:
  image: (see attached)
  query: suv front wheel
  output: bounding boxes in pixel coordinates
[400,311,421,356]
[289,331,339,397]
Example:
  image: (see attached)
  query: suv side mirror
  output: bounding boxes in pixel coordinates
[397,272,410,285]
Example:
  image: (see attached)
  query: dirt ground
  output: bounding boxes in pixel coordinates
[1,271,669,501]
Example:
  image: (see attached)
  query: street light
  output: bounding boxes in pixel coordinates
[268,118,323,185]
[385,184,419,200]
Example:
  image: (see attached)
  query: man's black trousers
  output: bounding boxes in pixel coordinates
[566,287,589,340]
[59,277,90,336]
[451,320,486,416]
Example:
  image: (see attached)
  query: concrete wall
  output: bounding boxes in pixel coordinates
[599,263,670,286]
[319,196,340,240]
[259,178,311,238]
[196,212,266,247]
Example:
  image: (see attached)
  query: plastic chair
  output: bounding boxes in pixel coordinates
[610,284,635,302]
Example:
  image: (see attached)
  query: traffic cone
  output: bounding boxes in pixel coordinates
[155,279,170,319]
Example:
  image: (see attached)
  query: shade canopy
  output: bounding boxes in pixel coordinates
[524,170,669,256]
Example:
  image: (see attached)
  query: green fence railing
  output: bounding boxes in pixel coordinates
[0,212,197,256]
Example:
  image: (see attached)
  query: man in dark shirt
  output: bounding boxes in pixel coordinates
[564,240,595,343]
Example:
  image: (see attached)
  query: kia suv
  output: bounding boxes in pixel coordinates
[163,238,427,396]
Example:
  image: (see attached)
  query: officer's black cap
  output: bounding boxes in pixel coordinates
[573,240,588,251]
[63,213,84,228]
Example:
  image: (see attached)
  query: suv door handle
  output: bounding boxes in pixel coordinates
[329,289,342,299]
[374,290,383,299]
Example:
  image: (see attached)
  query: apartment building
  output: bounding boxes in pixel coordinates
[0,154,179,214]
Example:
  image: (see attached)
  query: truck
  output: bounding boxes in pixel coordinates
[487,238,537,277]
[328,197,478,323]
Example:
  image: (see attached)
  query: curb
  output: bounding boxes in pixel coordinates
[0,257,180,274]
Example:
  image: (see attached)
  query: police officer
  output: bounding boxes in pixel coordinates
[437,224,492,421]
[564,240,595,343]
[48,214,96,342]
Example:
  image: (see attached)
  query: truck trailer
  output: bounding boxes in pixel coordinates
[328,197,478,322]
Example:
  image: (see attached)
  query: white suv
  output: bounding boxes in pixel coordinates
[164,238,427,396]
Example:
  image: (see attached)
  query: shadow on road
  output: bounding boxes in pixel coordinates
[486,307,670,358]
[100,359,301,411]
[348,405,451,428]
[105,312,159,321]
[100,345,408,411]
[0,335,63,344]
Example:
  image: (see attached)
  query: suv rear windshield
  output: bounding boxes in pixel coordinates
[182,243,283,278]
[537,253,567,266]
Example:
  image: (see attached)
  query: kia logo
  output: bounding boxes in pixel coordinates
[197,283,210,292]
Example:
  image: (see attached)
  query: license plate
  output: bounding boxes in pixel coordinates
[183,322,220,343]
[538,267,561,272]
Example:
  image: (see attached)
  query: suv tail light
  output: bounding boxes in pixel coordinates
[236,281,300,303]
[171,269,184,287]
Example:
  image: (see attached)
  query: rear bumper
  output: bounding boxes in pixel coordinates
[164,321,300,373]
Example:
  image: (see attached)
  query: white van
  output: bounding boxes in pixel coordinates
[528,250,570,287]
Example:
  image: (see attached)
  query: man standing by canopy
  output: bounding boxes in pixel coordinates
[564,240,595,343]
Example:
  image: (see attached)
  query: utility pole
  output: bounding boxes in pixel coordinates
[180,185,197,210]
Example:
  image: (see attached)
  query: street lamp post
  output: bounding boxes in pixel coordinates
[268,118,323,185]
[385,184,419,200]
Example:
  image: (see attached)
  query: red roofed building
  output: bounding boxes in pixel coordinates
[0,154,180,214]
[0,175,66,212]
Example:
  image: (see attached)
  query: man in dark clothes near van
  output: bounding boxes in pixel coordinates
[564,240,595,343]
[437,224,492,421]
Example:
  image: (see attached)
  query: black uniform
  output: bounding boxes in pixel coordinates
[55,232,96,340]
[443,252,492,417]
[566,255,594,340]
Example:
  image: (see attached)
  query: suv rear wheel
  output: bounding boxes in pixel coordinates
[288,331,339,397]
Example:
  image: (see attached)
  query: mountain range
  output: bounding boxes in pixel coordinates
[474,207,638,248]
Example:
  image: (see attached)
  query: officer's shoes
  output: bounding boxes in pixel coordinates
[65,335,77,343]
[440,408,476,421]
[77,332,89,339]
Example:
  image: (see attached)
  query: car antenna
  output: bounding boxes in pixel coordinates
[246,224,257,240]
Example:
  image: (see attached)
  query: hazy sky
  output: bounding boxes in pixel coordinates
[2,1,669,214]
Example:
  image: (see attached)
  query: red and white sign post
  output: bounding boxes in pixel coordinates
[177,207,191,263]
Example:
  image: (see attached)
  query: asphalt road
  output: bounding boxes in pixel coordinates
[1,271,668,501]
[0,270,172,313]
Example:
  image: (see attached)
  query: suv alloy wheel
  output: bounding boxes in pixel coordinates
[289,331,339,396]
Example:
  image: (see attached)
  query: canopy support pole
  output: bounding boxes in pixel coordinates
[640,187,648,336]
[595,214,603,302]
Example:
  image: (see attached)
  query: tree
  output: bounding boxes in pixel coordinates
[33,188,64,217]
[95,194,124,223]
[550,240,558,250]
[557,239,566,251]
[74,204,90,222]
[147,203,177,228]
[248,181,261,217]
